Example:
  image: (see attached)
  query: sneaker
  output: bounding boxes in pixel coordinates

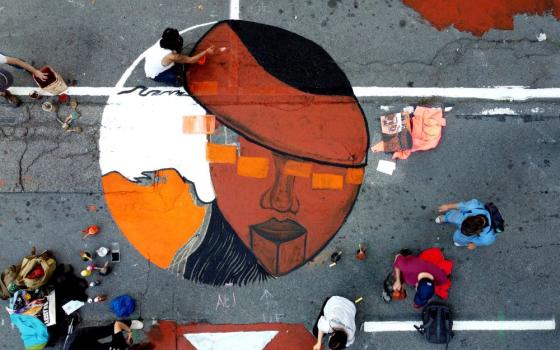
[435,216,444,224]
[4,91,21,107]
[130,320,144,330]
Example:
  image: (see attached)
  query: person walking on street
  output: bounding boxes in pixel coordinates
[436,199,496,249]
[0,53,48,107]
[312,296,356,350]
[144,28,215,86]
[63,319,145,350]
[392,251,450,308]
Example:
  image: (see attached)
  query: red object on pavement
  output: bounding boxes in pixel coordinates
[58,93,69,104]
[418,247,453,299]
[26,265,45,279]
[82,225,100,237]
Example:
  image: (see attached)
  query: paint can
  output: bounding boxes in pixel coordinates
[96,246,109,257]
[41,101,57,113]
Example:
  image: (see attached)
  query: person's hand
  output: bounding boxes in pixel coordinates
[126,331,133,344]
[206,45,216,55]
[467,243,476,250]
[392,280,402,292]
[34,70,48,82]
[438,204,449,212]
[313,341,322,350]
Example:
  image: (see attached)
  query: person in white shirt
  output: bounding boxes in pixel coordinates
[312,296,356,350]
[0,52,47,107]
[144,28,215,86]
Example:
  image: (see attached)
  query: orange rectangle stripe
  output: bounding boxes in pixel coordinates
[311,173,344,190]
[183,115,216,134]
[283,160,312,178]
[189,81,218,95]
[237,156,269,178]
[206,143,237,164]
[345,168,364,185]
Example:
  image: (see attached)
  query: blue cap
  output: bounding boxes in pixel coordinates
[414,278,435,308]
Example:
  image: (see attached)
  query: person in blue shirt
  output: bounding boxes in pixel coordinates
[435,199,495,249]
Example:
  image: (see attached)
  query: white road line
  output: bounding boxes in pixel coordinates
[8,86,560,101]
[230,0,240,20]
[363,319,556,332]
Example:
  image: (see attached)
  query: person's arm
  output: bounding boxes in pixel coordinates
[114,321,133,343]
[168,45,215,64]
[5,56,48,81]
[392,255,403,291]
[313,330,324,350]
[438,202,459,213]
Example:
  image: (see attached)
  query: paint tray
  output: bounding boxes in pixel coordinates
[33,66,68,95]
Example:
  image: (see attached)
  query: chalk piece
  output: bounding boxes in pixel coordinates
[355,297,363,304]
[329,262,337,268]
[376,160,396,175]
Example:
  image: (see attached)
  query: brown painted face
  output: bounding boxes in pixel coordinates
[210,135,361,276]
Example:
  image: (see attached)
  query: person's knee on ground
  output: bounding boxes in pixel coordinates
[328,330,348,350]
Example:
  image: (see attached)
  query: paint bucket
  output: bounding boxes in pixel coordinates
[41,101,56,113]
[58,93,69,104]
[33,66,68,95]
[96,247,109,257]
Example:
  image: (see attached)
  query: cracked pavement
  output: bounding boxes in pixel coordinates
[1,1,560,349]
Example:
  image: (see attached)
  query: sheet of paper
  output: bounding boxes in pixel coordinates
[376,160,396,175]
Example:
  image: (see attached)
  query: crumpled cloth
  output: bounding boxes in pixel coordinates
[392,106,446,159]
[418,247,453,299]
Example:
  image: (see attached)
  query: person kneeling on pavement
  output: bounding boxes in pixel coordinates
[436,199,496,249]
[392,250,450,308]
[312,296,356,350]
[64,319,150,350]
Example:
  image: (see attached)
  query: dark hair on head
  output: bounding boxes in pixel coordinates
[160,28,183,52]
[461,215,487,236]
[328,330,347,350]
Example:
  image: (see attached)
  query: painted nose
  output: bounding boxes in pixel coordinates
[260,157,299,213]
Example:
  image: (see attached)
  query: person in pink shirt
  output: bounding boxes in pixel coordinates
[392,251,449,308]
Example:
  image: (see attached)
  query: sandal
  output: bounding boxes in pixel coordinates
[4,91,21,107]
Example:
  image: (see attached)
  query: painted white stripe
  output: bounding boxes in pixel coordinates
[230,0,240,20]
[9,86,560,101]
[353,86,560,100]
[363,319,556,332]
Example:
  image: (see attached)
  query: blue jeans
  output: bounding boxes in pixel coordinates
[153,64,182,87]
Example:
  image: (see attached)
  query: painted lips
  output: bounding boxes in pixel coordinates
[250,218,308,276]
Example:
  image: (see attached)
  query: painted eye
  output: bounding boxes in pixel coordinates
[236,156,269,178]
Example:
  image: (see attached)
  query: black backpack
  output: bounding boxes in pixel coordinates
[414,302,453,346]
[484,202,505,233]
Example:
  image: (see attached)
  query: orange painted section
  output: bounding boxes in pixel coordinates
[403,0,560,36]
[150,321,320,350]
[189,81,218,95]
[183,115,216,134]
[283,160,312,178]
[311,173,344,190]
[101,170,206,268]
[345,168,364,185]
[237,156,269,178]
[206,143,238,164]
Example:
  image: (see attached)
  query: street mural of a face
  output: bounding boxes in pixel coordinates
[100,20,368,286]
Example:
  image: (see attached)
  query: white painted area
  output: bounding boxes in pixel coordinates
[379,105,391,111]
[99,22,218,203]
[364,319,556,332]
[10,86,560,101]
[230,0,240,20]
[480,107,517,115]
[376,160,396,175]
[184,331,278,350]
[537,32,547,41]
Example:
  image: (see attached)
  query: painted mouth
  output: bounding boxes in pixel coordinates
[250,218,307,243]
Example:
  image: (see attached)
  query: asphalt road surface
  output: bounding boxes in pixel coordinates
[1,1,559,349]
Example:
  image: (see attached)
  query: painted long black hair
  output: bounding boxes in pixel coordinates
[184,202,270,286]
